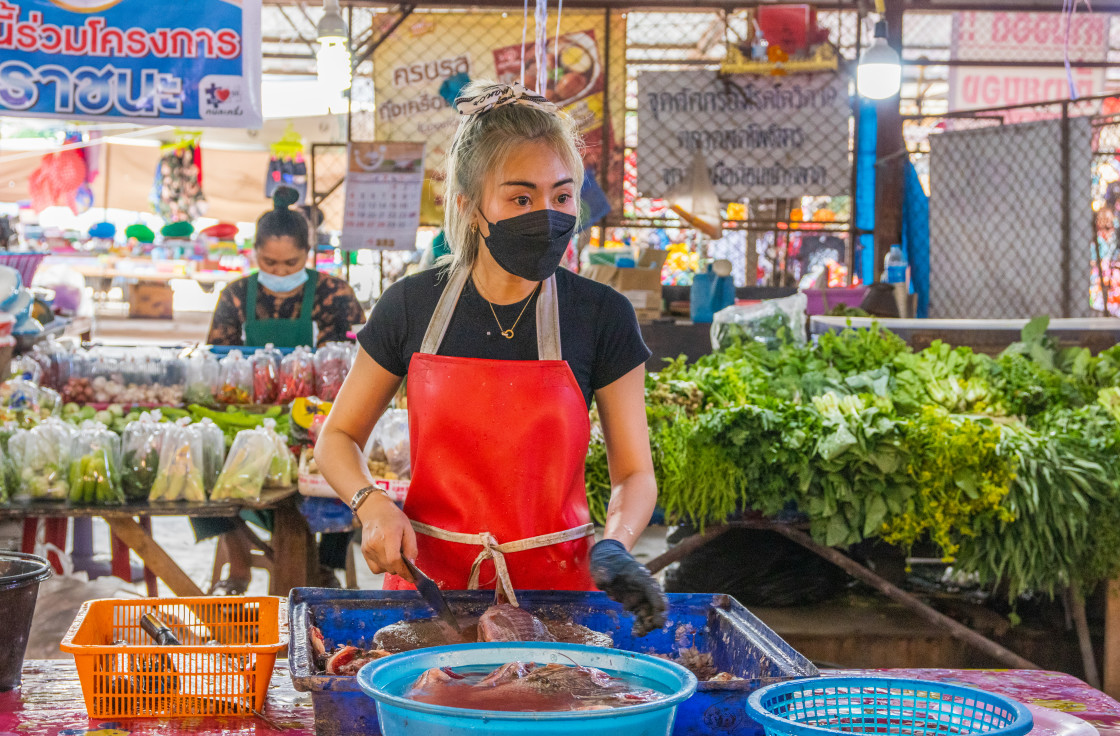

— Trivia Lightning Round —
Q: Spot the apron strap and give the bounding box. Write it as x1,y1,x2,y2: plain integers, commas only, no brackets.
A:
298,269,319,323
418,268,562,360
410,521,594,606
246,272,260,324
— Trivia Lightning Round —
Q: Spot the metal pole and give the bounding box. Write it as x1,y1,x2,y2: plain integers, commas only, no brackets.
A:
872,0,905,284
599,6,612,236
846,6,865,287
1061,100,1071,318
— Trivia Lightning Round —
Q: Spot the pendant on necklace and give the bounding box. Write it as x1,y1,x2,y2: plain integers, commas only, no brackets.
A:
501,329,515,339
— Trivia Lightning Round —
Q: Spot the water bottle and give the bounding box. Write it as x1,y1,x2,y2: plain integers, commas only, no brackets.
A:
884,245,908,285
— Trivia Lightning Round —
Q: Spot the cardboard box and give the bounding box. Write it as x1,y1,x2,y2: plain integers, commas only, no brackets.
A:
582,248,667,320
129,280,174,319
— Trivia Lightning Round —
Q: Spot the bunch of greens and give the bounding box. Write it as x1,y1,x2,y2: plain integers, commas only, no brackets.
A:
586,315,1120,600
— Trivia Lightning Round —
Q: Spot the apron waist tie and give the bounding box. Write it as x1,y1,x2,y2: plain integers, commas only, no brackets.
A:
410,521,594,607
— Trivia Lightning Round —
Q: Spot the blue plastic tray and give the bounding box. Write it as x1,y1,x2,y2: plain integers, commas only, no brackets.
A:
288,588,819,736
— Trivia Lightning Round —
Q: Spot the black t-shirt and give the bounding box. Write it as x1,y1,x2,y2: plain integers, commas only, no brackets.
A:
357,267,651,407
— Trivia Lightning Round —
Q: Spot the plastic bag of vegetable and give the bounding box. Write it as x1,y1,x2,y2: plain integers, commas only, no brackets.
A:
371,409,411,480
710,292,808,351
184,350,220,406
216,350,252,405
261,418,293,487
149,418,207,503
69,421,124,506
313,343,348,401
211,427,275,502
9,418,76,502
195,417,226,492
251,344,283,404
277,347,315,403
121,411,167,502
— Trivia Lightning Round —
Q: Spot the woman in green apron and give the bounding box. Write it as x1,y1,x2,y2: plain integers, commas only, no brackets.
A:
199,186,365,594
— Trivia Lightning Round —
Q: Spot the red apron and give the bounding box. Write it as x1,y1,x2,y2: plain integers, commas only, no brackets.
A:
383,269,595,597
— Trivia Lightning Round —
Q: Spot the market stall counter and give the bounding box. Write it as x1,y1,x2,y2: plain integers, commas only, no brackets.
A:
6,661,1118,736
3,489,316,597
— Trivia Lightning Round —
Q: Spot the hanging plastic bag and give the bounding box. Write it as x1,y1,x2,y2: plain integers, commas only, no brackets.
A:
10,418,75,502
150,418,206,503
277,346,315,403
313,343,349,401
195,417,226,492
69,421,124,506
216,349,252,405
211,427,275,502
120,411,166,502
666,149,723,240
252,344,283,404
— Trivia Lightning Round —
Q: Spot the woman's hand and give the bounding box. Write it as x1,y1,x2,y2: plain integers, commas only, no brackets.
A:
590,539,668,636
359,494,419,581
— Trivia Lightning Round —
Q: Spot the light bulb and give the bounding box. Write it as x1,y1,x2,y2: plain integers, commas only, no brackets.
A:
317,0,348,42
857,22,901,100
317,39,352,93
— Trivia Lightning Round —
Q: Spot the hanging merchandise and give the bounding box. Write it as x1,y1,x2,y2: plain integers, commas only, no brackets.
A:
28,149,87,215
152,133,206,222
265,126,308,204
667,150,723,240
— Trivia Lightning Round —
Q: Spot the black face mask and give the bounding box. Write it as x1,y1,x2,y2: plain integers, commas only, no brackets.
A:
478,209,577,282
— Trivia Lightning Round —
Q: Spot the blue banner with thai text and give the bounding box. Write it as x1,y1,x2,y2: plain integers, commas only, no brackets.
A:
0,0,262,127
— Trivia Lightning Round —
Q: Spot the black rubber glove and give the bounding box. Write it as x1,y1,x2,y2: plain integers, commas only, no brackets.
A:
590,539,668,637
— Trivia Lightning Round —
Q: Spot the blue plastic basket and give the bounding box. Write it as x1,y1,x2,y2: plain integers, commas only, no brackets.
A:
746,677,1033,736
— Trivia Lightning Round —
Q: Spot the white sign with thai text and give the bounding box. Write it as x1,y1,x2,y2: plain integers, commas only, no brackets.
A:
636,71,851,200
949,11,1108,111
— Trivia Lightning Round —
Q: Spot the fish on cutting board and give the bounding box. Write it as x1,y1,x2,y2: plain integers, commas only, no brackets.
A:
374,617,474,651
478,604,555,642
404,662,666,712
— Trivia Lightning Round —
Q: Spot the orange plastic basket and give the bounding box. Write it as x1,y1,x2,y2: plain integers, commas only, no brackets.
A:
59,596,288,718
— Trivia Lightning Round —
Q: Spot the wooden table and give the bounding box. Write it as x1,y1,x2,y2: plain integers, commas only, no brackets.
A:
3,489,317,597
4,661,1119,735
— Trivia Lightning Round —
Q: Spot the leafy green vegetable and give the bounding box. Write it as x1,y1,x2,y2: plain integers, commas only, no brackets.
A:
588,316,1120,601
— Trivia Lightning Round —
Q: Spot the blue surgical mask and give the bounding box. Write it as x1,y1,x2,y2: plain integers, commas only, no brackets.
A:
257,268,308,293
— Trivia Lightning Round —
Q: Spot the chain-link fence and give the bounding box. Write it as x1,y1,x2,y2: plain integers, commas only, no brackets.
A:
346,5,865,288
324,5,1120,293
905,94,1120,319
619,9,860,287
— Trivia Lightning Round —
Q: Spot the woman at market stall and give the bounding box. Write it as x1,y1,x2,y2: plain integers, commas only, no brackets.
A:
315,80,667,635
199,187,365,594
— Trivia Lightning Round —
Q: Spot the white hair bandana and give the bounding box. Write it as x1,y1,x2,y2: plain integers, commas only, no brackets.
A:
454,82,557,117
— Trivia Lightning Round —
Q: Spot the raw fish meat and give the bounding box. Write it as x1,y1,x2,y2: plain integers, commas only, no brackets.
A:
478,604,555,642
374,618,468,651
314,604,617,676
544,620,613,648
405,662,665,712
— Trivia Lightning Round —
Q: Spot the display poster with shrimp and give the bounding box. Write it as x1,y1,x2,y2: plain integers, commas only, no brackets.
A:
341,141,426,251
370,11,626,226
0,0,263,127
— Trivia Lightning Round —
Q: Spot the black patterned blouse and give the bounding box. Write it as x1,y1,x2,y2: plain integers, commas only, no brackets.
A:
207,272,366,347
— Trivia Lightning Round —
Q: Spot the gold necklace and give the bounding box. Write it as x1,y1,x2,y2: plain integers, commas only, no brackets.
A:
485,283,540,339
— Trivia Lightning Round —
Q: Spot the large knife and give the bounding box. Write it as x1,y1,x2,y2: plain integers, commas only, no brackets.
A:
402,557,460,633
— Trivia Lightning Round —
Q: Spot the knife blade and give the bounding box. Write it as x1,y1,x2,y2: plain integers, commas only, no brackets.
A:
401,557,460,633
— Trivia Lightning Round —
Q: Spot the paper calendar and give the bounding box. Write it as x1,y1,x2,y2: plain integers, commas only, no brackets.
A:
341,141,425,250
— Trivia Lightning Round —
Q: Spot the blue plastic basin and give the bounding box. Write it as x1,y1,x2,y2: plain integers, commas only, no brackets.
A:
357,642,698,736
